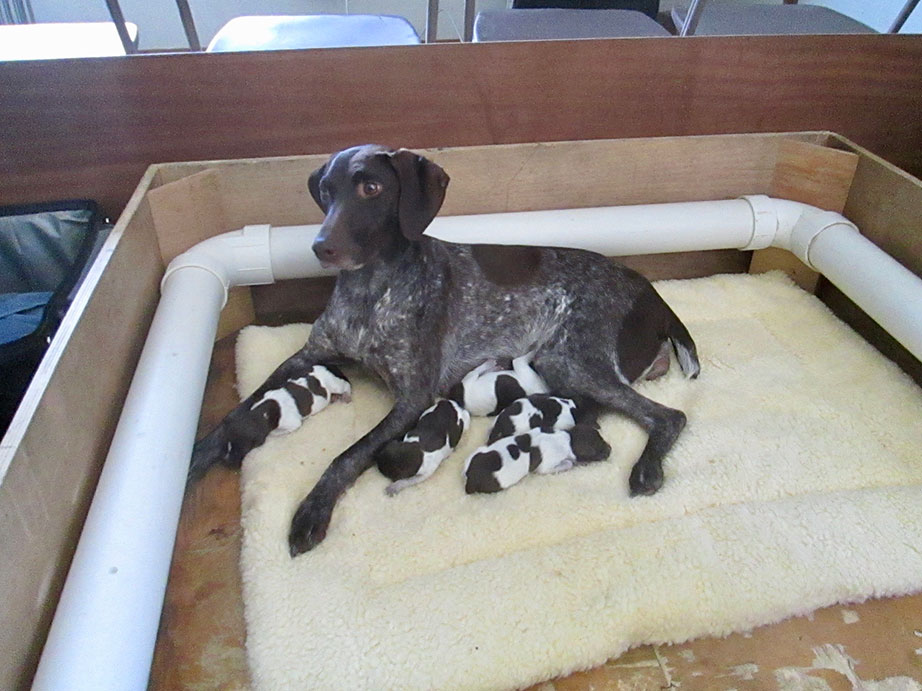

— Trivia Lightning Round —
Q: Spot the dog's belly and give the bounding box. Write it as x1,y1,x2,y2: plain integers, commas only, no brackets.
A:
437,288,572,390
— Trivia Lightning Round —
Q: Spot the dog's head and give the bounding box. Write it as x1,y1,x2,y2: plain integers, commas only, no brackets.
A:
308,145,450,270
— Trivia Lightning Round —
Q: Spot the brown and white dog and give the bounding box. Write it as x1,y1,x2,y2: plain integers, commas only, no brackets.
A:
190,145,699,556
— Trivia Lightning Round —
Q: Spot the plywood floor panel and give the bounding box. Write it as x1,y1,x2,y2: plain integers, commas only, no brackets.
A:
150,337,922,691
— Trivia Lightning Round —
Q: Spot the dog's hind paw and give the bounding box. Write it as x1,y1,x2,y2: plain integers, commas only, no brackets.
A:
289,493,334,556
629,461,664,496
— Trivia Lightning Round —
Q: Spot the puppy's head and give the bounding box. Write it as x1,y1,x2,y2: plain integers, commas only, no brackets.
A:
375,439,424,482
309,145,450,270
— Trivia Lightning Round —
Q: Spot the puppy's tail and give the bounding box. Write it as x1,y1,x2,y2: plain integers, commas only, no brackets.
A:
667,311,700,379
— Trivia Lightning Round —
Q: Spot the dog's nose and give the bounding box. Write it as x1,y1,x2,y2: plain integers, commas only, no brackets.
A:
312,239,338,263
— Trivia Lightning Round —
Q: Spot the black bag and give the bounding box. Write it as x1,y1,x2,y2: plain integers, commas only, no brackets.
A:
0,200,108,434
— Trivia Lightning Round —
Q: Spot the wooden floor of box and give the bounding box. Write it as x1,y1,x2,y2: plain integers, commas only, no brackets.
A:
149,336,922,690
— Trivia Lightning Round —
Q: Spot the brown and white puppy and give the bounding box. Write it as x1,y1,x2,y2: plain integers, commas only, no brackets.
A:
375,398,470,495
250,365,351,437
464,425,611,494
192,365,350,481
449,354,549,417
487,393,589,444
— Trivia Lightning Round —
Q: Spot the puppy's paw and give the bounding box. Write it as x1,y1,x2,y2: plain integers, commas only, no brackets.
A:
385,478,416,496
288,493,333,556
629,461,663,496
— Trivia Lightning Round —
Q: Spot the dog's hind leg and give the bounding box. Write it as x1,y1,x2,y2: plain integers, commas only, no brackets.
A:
534,355,686,496
638,341,671,382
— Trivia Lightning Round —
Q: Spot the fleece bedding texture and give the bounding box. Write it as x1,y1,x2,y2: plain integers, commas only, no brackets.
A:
235,272,922,690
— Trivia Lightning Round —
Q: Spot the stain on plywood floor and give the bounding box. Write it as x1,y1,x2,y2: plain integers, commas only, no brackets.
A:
150,336,922,690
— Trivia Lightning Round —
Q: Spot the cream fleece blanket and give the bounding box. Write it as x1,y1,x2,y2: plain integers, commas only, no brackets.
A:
236,272,922,690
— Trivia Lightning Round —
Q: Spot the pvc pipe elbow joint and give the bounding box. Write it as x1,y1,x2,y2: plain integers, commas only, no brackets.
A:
740,195,859,268
160,224,276,306
788,211,860,270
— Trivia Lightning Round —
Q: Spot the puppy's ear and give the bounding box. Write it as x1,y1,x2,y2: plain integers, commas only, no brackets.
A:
308,162,328,212
385,149,450,240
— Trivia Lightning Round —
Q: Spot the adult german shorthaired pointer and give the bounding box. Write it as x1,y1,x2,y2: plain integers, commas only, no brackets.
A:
190,144,700,556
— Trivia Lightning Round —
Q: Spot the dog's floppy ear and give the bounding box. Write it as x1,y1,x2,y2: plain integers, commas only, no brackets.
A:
308,162,328,213
385,149,450,240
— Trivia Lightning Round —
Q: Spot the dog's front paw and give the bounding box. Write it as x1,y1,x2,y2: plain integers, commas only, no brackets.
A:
629,460,664,496
288,492,334,556
188,423,244,482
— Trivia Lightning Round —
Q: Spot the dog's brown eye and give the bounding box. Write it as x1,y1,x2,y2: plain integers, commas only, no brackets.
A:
357,181,382,199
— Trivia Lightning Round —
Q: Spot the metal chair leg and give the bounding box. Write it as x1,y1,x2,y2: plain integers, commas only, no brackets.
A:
103,0,137,54
464,0,476,41
426,0,440,42
174,0,202,51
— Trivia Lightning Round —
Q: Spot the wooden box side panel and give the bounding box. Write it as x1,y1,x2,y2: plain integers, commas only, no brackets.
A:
816,134,922,385
841,144,922,278
749,139,860,291
0,182,164,689
149,133,822,259
167,132,847,322
158,132,811,322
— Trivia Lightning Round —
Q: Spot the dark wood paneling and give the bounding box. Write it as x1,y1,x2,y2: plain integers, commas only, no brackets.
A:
2,34,922,217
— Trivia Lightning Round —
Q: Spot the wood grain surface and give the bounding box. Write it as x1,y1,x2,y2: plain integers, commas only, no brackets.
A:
2,34,922,217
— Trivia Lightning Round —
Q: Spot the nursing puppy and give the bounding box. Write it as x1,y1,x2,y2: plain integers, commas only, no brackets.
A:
376,399,471,495
250,364,352,436
190,365,350,481
464,425,611,494
487,393,586,444
449,354,549,417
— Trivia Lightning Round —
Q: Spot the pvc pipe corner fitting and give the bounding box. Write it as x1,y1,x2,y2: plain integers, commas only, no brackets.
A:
160,224,276,304
225,224,275,286
788,210,859,270
740,195,778,251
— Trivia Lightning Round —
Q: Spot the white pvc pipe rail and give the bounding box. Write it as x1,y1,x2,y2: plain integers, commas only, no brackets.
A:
32,268,226,691
33,196,922,690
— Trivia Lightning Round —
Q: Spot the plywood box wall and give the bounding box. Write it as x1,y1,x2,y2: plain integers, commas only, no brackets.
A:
1,131,920,689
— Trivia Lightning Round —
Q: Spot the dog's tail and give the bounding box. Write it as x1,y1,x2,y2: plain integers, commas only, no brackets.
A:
666,309,700,379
